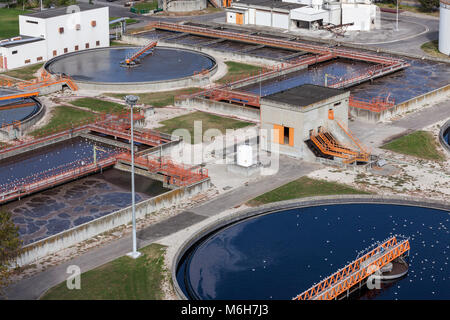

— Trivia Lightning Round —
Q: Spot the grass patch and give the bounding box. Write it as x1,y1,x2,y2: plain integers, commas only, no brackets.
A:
381,130,445,161
104,87,203,108
216,61,265,84
247,176,370,206
156,111,253,144
421,40,449,59
0,8,30,39
30,106,96,137
71,97,125,113
41,243,167,300
375,2,439,17
2,63,44,80
133,1,158,11
109,17,139,29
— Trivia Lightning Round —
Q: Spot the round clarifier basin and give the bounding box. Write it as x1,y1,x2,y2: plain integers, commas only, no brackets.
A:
174,197,449,300
44,46,217,91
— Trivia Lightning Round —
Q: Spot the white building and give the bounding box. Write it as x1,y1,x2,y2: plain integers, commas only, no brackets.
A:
0,4,109,71
226,0,380,32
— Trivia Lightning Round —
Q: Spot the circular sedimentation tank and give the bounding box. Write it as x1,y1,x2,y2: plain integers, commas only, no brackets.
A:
44,46,217,91
0,89,42,129
174,196,450,300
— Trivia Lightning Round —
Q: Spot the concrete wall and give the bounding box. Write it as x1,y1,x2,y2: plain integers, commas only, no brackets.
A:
350,84,450,123
166,0,207,12
15,178,211,267
176,97,260,121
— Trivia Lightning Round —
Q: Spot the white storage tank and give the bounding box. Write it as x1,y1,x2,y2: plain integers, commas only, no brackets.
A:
439,0,450,55
237,144,253,167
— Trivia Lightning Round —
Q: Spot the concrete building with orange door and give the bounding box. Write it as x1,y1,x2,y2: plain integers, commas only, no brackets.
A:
260,84,350,161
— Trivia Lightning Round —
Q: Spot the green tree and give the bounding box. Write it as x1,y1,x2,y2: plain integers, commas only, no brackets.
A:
0,210,22,296
418,0,439,11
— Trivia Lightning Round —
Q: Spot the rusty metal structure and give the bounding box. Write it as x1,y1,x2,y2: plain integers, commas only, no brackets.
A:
121,41,157,67
293,236,410,300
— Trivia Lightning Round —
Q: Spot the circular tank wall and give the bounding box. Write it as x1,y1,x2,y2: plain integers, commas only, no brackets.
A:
439,1,450,55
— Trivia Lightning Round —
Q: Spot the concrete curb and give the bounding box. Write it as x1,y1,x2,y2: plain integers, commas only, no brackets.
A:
171,194,450,300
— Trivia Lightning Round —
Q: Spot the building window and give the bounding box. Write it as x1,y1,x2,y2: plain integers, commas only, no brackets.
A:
24,59,30,64
37,56,43,61
75,45,79,51
12,50,18,55
85,43,89,49
91,20,96,27
53,50,57,56
59,27,64,34
64,48,68,53
26,20,38,24
96,40,100,46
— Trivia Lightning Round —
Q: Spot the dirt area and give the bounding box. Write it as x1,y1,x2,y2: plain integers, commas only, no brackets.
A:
308,119,450,202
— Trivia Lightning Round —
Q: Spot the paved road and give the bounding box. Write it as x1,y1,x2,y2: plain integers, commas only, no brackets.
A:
350,99,450,149
4,156,320,299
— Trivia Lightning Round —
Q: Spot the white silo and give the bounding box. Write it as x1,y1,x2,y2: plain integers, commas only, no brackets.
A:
439,0,450,55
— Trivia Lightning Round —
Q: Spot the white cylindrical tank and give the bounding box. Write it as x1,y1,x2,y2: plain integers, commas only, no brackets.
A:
237,144,253,167
440,0,450,55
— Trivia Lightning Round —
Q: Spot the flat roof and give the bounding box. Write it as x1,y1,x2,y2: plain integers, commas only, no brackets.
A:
21,3,107,19
0,36,44,48
262,84,345,107
234,0,305,10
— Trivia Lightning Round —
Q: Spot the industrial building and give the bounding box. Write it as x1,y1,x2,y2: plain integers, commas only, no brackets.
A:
226,0,380,31
0,4,109,71
439,0,450,55
260,84,349,159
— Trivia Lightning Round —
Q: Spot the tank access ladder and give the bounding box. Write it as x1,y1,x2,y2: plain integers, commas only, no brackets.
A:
121,41,158,67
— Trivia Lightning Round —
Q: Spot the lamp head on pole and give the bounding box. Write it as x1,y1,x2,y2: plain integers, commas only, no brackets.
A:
125,95,139,106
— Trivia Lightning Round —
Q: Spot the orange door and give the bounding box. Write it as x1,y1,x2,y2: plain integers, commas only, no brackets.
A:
273,124,284,145
289,127,294,146
236,13,243,25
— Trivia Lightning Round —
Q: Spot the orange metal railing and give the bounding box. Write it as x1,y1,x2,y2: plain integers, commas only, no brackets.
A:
123,41,157,65
293,236,410,300
349,95,395,112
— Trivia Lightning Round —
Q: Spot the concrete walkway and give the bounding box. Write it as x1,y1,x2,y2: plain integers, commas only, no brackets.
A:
349,99,450,149
4,156,320,300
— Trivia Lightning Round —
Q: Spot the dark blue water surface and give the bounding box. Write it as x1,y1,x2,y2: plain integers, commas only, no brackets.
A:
46,47,215,83
178,204,449,300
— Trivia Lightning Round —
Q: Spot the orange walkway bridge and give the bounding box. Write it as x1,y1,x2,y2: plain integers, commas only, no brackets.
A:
293,236,410,300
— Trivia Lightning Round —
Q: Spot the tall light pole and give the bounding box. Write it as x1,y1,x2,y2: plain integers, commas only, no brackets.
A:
125,95,141,259
396,0,399,31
